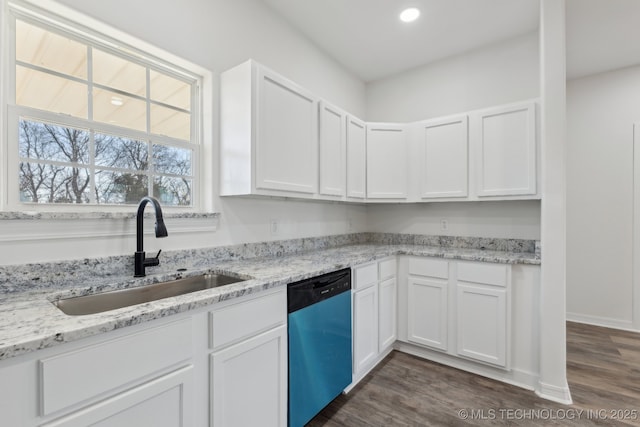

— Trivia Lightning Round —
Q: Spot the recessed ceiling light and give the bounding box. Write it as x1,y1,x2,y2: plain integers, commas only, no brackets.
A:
110,96,124,106
399,7,420,23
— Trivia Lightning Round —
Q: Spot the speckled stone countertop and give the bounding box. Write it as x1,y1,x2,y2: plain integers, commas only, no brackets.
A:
0,235,539,362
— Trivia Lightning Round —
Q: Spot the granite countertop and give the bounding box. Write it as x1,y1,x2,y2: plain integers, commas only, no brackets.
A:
0,243,539,362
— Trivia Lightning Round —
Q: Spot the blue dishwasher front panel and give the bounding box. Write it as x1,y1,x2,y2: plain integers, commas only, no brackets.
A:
288,290,352,427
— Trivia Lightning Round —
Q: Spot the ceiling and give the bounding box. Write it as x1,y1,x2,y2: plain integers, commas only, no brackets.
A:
262,0,640,83
261,0,540,83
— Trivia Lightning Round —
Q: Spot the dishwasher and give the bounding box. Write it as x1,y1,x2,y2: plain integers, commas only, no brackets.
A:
287,268,352,427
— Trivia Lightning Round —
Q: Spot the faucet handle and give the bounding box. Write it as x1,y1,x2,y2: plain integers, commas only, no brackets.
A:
143,250,162,269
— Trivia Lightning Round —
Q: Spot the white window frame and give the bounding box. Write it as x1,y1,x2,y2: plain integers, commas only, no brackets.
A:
0,0,214,213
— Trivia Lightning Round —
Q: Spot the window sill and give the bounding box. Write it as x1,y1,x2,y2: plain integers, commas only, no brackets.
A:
0,211,219,221
0,211,220,243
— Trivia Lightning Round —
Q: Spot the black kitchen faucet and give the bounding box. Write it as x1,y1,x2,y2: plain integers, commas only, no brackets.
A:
134,196,168,277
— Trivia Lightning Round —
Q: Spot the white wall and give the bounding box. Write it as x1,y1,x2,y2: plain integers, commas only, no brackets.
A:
566,65,640,329
365,31,540,122
364,32,541,241
0,0,369,265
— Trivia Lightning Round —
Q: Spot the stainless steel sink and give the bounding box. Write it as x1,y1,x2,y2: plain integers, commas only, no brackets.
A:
54,273,246,315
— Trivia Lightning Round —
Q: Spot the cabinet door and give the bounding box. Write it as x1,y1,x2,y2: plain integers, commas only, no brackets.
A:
378,277,397,352
456,284,507,367
407,277,448,351
42,366,193,427
353,286,379,375
346,115,367,199
367,124,408,199
256,68,318,194
211,325,287,427
418,115,468,199
319,102,346,197
474,102,536,197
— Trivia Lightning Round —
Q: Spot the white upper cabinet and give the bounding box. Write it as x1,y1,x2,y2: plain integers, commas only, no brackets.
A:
220,59,538,203
346,115,367,199
416,115,468,199
220,60,318,197
472,101,537,197
319,102,346,198
366,124,408,200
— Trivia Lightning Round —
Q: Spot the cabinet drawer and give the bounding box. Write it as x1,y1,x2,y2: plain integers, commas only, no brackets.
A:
457,262,509,287
210,290,286,350
353,262,378,290
378,258,396,281
40,318,192,416
41,365,193,427
409,257,448,279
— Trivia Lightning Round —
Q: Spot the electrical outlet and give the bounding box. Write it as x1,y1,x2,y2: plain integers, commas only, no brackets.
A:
270,219,279,235
440,219,449,231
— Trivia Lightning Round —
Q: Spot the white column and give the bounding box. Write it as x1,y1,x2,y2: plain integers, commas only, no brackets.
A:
633,125,640,329
538,0,572,404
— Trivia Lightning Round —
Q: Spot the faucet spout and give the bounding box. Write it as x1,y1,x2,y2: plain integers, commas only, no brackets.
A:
134,196,168,277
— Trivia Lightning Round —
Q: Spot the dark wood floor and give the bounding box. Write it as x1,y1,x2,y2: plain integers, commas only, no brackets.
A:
308,322,640,426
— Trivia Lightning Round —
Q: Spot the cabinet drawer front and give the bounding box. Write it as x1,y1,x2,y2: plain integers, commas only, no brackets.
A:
378,258,396,281
40,319,192,416
353,262,378,290
458,262,509,287
210,290,286,351
408,257,448,279
42,365,193,427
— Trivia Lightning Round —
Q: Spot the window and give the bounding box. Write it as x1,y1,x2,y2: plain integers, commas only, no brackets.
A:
6,7,202,208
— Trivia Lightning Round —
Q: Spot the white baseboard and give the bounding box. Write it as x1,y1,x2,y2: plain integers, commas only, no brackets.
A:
394,341,538,392
536,381,573,405
343,346,394,393
566,312,637,332
344,341,570,405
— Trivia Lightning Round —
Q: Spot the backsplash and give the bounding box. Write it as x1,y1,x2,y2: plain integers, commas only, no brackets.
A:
0,232,538,294
368,233,536,253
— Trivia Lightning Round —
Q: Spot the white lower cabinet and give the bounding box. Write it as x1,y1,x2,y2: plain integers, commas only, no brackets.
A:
407,277,448,351
402,257,511,369
0,316,197,427
378,277,397,351
456,284,507,366
0,288,287,427
353,284,378,374
455,261,510,367
211,325,287,427
351,257,397,385
406,257,450,351
43,366,194,427
210,289,287,427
